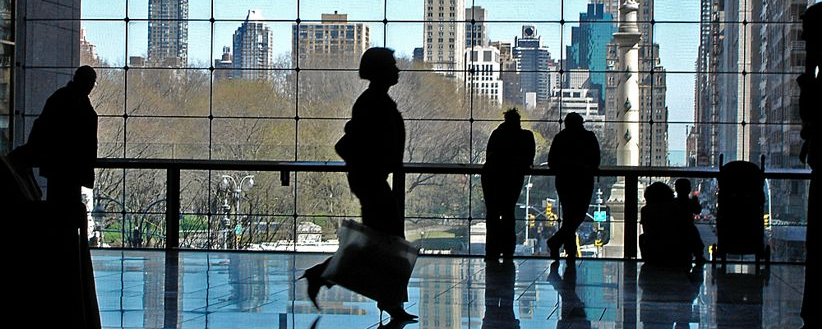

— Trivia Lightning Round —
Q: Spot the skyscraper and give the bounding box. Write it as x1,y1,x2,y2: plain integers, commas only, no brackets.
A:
689,0,719,167
749,0,814,229
147,0,188,67
465,6,488,48
292,12,370,64
566,3,617,108
232,10,273,80
715,0,753,163
490,41,522,104
423,0,466,78
513,25,554,104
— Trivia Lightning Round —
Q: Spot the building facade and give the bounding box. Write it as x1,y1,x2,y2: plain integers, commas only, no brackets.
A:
292,12,370,64
465,6,488,48
232,10,274,80
423,0,466,78
566,3,616,108
147,0,188,67
513,25,554,105
466,46,503,104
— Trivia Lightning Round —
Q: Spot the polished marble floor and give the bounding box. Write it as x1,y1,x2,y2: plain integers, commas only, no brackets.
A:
93,250,806,329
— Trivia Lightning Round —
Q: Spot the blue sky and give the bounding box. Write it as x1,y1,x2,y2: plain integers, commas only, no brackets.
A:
81,0,704,164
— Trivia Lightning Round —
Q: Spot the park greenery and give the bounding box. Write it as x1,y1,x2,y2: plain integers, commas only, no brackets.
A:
89,55,608,250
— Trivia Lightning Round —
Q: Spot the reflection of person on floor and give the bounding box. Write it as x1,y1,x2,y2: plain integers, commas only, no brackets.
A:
481,108,536,262
300,47,416,324
546,112,600,260
547,262,591,329
482,260,520,329
674,179,707,263
638,263,704,329
798,3,820,329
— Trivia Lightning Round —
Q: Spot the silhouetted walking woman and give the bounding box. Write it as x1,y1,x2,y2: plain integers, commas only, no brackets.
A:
300,48,416,323
546,112,600,260
481,108,535,261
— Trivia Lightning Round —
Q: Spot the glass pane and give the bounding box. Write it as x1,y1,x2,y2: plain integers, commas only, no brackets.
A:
296,118,346,161
211,118,296,161
125,117,210,159
126,69,210,116
213,0,297,21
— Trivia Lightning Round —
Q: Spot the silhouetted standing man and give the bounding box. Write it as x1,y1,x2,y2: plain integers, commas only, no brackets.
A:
27,65,100,328
482,108,535,261
301,48,416,324
546,112,600,260
798,4,820,329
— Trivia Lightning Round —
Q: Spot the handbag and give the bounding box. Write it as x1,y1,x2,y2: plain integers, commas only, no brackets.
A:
321,219,419,306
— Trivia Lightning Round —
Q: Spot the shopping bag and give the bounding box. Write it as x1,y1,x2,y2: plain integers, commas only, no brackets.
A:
321,219,419,306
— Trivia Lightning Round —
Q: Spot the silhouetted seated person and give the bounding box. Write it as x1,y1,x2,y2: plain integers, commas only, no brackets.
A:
482,260,520,329
638,262,704,328
674,178,707,263
547,262,591,328
640,182,692,267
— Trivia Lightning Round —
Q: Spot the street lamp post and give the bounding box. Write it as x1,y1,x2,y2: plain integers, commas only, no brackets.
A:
219,174,255,249
524,162,549,243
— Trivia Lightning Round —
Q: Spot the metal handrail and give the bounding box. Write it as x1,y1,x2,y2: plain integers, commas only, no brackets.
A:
94,158,812,259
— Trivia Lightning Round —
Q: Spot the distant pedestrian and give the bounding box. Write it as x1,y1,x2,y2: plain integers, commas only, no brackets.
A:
546,112,600,260
481,108,535,261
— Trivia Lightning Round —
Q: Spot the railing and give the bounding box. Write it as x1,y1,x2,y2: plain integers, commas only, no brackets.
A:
93,158,812,262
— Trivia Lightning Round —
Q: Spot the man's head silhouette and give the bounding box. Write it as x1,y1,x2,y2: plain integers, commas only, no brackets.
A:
73,65,97,96
359,47,399,86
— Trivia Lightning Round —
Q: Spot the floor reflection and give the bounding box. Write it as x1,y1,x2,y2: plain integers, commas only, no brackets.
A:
482,260,519,329
92,250,800,329
638,263,703,328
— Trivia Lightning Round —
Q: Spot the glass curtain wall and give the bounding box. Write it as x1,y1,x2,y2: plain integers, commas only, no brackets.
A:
16,0,811,260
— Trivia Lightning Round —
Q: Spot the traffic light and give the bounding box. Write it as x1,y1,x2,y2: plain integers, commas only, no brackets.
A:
546,202,553,214
528,214,536,227
763,214,770,228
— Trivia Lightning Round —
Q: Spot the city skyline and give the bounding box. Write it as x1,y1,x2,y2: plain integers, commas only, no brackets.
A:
80,0,707,165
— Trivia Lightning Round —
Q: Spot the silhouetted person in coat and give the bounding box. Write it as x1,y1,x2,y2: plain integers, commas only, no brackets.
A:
674,179,707,263
26,65,101,328
482,108,536,261
482,260,520,329
547,262,591,329
300,48,416,324
546,112,600,260
799,3,820,329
